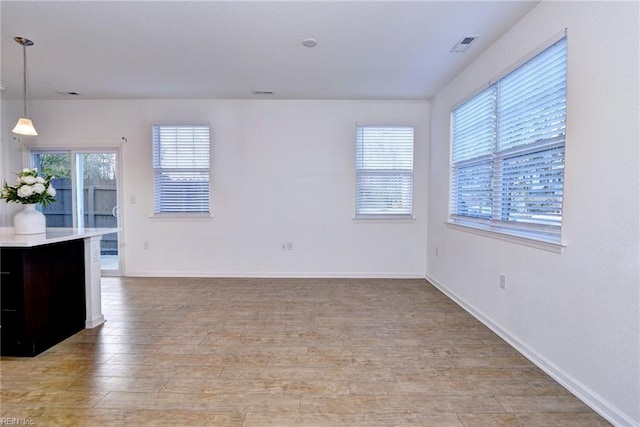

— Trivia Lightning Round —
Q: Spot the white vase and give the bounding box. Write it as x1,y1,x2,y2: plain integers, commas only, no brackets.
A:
13,203,46,235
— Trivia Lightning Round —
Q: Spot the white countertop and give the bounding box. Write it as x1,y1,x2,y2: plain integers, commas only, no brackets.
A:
0,227,119,247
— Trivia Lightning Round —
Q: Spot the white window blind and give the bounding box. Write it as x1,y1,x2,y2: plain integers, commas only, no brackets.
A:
356,125,414,218
451,87,496,219
153,124,210,214
450,36,567,240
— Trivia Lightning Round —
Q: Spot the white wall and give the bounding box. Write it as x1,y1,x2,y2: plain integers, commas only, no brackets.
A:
427,1,639,425
0,106,26,221
1,99,428,278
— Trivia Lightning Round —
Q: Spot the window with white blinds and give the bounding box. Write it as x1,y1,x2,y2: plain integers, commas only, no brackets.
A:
450,36,567,241
356,125,414,218
153,124,210,214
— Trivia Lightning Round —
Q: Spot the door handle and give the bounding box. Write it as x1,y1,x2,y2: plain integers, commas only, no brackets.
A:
112,206,119,218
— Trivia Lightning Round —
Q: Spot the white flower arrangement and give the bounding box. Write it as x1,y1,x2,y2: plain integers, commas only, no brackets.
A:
1,168,56,207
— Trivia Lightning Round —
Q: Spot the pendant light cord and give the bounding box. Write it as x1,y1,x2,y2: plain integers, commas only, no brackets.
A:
14,37,34,118
22,42,27,117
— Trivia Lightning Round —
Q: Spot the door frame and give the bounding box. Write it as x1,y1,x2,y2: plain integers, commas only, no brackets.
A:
27,146,123,276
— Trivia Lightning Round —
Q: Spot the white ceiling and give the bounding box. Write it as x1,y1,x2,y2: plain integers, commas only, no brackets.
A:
1,1,539,101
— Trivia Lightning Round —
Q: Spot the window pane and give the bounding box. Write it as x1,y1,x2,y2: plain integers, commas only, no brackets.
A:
451,159,493,219
356,126,414,217
498,39,567,152
499,144,564,226
452,86,496,163
356,173,413,216
33,152,72,227
153,125,210,214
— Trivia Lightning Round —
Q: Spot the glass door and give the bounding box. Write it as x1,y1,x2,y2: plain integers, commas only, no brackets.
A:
76,152,120,275
32,150,121,275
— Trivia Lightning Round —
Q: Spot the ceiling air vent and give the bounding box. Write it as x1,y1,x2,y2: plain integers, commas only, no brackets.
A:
450,35,479,53
55,91,81,96
252,90,274,96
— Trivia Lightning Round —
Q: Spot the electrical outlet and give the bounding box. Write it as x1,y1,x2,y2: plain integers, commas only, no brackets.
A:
500,274,506,289
435,247,439,257
286,242,293,250
143,241,150,250
281,242,287,250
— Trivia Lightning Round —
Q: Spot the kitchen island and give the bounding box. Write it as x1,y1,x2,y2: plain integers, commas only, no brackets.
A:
0,227,118,356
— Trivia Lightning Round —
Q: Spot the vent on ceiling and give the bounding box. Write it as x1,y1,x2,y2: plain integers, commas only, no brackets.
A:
252,90,275,96
450,35,479,53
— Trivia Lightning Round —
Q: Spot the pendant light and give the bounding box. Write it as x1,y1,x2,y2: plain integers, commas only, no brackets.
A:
12,37,38,136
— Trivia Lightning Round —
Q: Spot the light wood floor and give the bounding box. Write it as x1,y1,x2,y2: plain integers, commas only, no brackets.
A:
1,277,609,426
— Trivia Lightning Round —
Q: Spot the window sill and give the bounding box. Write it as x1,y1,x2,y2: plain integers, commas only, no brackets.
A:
353,216,415,223
446,220,565,253
150,214,213,222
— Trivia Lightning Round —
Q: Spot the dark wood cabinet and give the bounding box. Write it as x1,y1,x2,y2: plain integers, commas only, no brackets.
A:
1,239,86,356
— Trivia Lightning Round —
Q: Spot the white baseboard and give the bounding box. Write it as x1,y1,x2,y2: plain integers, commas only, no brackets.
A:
85,314,105,329
425,274,638,427
123,270,425,279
